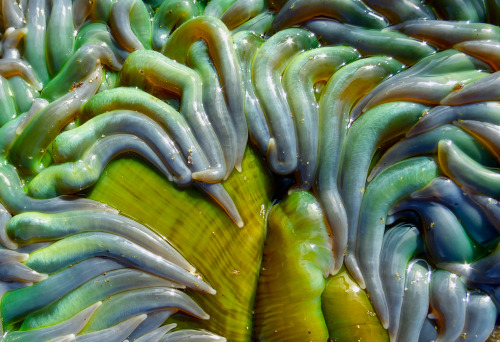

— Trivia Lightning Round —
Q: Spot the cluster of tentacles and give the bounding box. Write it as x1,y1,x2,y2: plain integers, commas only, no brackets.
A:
1,0,500,341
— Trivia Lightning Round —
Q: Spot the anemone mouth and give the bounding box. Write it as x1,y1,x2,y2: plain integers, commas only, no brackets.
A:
1,0,500,341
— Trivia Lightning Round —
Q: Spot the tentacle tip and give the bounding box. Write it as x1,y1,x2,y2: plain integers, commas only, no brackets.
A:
267,139,297,175
186,265,197,274
2,241,18,250
382,321,389,330
405,129,418,138
137,314,148,322
236,218,244,228
330,262,342,277
438,139,453,150
427,312,438,320
345,255,366,289
192,169,224,183
235,163,242,173
38,273,49,281
367,169,379,182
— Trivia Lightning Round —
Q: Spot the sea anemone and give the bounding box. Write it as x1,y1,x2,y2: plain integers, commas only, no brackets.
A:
0,0,500,341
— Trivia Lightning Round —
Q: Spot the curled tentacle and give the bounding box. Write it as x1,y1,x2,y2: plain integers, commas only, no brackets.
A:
75,23,130,63
7,210,195,272
408,102,500,137
388,20,500,49
52,110,191,180
28,134,191,198
251,28,319,174
120,50,226,182
340,102,430,286
268,0,389,34
350,50,490,121
369,125,497,181
304,19,435,65
2,27,27,60
410,177,499,245
355,71,488,115
0,99,47,163
429,270,467,342
356,157,438,329
395,259,431,342
46,0,75,75
23,232,216,294
187,41,237,178
379,224,423,340
152,0,201,51
232,31,268,154
0,164,117,215
42,43,122,101
459,292,497,342
1,258,123,326
389,200,479,264
21,269,185,330
110,0,151,51
80,87,214,181
162,16,247,171
10,66,103,175
75,99,241,226
284,46,359,191
438,140,500,197
0,59,43,91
